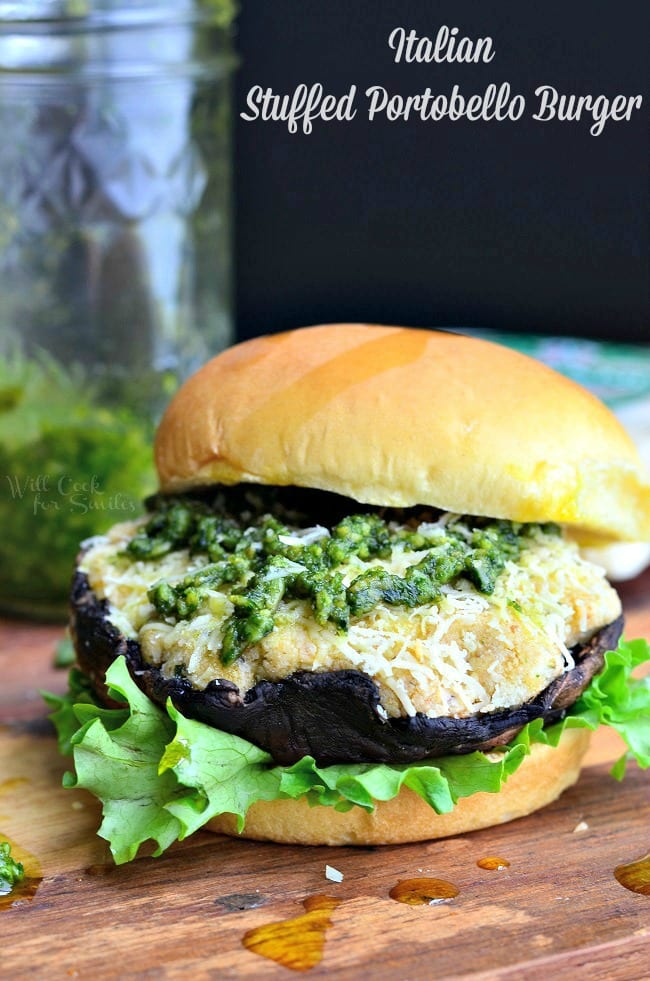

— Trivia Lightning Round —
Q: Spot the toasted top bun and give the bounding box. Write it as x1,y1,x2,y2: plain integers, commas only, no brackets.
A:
155,324,650,543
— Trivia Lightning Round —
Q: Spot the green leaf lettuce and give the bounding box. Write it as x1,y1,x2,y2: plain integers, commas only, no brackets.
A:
44,637,650,864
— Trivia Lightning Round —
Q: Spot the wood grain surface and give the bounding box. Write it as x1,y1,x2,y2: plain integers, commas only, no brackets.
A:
1,570,649,980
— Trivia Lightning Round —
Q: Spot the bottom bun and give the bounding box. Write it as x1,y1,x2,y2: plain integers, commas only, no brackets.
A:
207,728,591,846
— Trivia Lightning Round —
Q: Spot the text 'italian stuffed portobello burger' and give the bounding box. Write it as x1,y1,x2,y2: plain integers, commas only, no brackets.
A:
47,324,650,864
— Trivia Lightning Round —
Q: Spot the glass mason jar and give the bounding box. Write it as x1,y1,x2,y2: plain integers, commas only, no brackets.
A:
0,0,236,619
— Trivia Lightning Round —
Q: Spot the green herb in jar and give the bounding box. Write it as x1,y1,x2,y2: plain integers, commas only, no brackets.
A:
0,352,155,618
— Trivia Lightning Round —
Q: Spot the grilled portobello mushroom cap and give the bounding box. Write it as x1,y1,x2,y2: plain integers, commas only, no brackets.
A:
70,570,623,767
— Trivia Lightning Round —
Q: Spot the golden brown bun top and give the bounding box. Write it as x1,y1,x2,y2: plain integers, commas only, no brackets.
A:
154,324,650,542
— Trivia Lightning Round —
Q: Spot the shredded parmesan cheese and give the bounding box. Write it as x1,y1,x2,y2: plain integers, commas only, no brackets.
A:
81,515,621,721
325,865,344,882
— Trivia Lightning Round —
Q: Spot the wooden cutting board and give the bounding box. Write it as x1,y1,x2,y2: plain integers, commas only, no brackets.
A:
1,572,649,980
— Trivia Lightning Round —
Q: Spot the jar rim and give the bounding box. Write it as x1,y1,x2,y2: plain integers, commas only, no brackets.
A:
0,1,236,29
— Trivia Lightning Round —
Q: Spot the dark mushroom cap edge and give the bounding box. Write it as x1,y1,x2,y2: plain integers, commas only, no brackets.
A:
70,570,623,767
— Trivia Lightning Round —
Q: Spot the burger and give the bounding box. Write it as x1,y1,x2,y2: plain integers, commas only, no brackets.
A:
48,325,650,864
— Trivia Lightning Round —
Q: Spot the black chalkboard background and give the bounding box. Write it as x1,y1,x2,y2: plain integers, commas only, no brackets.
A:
233,1,649,343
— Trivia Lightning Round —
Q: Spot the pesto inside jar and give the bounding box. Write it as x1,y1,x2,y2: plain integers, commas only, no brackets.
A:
120,489,559,665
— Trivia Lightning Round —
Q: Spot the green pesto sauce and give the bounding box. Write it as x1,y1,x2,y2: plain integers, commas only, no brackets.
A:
124,499,559,665
0,841,25,897
0,351,156,617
